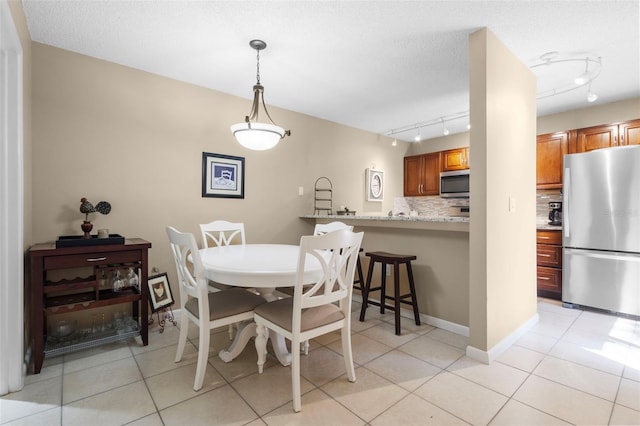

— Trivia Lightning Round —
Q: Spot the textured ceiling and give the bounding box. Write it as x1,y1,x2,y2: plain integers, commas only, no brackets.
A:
22,0,640,141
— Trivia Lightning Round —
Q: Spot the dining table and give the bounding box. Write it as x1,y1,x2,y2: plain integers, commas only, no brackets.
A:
198,243,326,366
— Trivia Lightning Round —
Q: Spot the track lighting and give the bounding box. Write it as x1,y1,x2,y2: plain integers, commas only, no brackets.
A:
441,118,450,136
587,83,598,103
574,59,590,85
386,52,603,141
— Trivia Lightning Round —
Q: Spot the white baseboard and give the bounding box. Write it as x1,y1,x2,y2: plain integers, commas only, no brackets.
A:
465,312,539,364
352,294,469,337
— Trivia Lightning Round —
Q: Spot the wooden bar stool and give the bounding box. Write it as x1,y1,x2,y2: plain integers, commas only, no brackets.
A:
359,251,420,335
353,248,365,292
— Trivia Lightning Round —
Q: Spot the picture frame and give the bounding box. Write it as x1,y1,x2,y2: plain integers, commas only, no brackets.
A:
147,273,175,313
202,152,245,198
366,168,384,201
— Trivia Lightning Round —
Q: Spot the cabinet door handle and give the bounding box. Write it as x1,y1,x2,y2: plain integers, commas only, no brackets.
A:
537,254,551,257
538,276,550,280
538,236,550,239
86,257,107,262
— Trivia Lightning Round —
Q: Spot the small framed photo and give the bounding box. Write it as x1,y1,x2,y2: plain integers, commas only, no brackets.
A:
148,273,175,313
202,152,245,198
366,168,384,202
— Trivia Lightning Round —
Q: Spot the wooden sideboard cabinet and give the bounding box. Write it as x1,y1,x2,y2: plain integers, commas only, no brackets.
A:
536,230,562,300
29,238,151,374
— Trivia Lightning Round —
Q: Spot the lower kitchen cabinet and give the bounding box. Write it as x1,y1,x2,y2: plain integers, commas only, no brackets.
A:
536,229,562,300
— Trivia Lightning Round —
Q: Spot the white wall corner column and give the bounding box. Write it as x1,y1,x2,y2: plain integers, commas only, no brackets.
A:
0,0,25,395
467,28,538,361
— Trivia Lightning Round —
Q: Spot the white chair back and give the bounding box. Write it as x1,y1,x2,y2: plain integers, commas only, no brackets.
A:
200,220,246,248
313,221,352,236
293,229,363,327
166,226,208,302
167,225,265,391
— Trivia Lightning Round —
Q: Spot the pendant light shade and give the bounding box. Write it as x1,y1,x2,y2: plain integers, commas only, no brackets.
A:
230,40,290,150
231,121,287,151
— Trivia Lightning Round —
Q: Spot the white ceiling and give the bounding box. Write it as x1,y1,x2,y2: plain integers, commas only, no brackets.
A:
22,0,640,142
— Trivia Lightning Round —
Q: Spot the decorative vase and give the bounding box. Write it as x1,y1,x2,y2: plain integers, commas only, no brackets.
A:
81,220,93,239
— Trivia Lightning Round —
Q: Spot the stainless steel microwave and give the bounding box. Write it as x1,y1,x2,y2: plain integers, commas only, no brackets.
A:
440,169,470,198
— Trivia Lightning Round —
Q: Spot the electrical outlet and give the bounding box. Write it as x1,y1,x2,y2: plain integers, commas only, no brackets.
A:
298,186,304,196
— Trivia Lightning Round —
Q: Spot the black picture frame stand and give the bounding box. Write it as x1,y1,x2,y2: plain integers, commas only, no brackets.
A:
148,306,177,333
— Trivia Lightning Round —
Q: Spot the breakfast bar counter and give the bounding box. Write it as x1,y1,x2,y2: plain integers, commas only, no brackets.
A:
301,214,470,330
301,214,469,232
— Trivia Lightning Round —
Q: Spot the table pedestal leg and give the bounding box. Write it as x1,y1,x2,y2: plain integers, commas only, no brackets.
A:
218,320,292,366
219,321,256,362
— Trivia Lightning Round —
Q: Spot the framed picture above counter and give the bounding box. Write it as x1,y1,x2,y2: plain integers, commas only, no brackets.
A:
366,168,384,201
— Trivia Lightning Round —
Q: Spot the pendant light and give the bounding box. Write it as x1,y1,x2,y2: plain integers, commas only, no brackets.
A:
230,39,290,150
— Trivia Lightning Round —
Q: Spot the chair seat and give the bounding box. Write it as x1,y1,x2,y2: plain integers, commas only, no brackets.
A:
255,298,344,332
185,288,265,321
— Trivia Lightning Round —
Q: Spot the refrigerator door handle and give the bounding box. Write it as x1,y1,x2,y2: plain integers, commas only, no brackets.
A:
565,248,640,262
563,167,570,239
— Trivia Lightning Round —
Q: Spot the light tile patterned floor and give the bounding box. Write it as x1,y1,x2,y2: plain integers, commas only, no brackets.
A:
2,299,639,425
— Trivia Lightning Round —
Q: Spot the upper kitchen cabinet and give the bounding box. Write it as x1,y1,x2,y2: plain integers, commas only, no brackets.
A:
619,118,640,146
536,132,568,189
441,147,469,171
570,119,640,153
404,152,440,196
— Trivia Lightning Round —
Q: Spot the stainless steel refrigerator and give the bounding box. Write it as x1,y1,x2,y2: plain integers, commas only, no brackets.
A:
563,145,640,317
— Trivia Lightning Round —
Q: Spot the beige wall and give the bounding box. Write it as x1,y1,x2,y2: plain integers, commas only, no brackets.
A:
31,43,407,307
537,97,640,135
468,28,537,352
407,98,640,156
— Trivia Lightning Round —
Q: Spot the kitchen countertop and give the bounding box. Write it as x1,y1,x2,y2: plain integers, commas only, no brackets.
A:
301,214,469,232
536,218,562,231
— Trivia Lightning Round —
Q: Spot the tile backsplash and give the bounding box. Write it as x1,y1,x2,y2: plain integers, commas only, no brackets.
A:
393,189,562,218
393,196,469,216
536,189,562,218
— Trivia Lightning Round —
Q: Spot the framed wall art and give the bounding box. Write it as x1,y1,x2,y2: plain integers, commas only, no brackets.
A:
202,152,245,198
365,168,384,201
147,273,175,312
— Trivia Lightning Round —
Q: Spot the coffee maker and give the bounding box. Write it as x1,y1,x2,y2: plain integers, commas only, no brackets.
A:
548,201,562,226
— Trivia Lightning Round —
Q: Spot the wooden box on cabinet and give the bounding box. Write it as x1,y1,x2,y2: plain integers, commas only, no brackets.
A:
29,238,151,374
404,152,440,196
536,230,562,299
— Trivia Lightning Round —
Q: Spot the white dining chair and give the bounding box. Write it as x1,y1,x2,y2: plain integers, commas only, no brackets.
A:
200,220,246,248
280,221,355,354
313,221,352,235
199,220,248,339
166,226,265,391
254,229,364,412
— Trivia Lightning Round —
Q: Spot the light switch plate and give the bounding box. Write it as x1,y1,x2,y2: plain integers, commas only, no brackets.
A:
509,196,516,212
